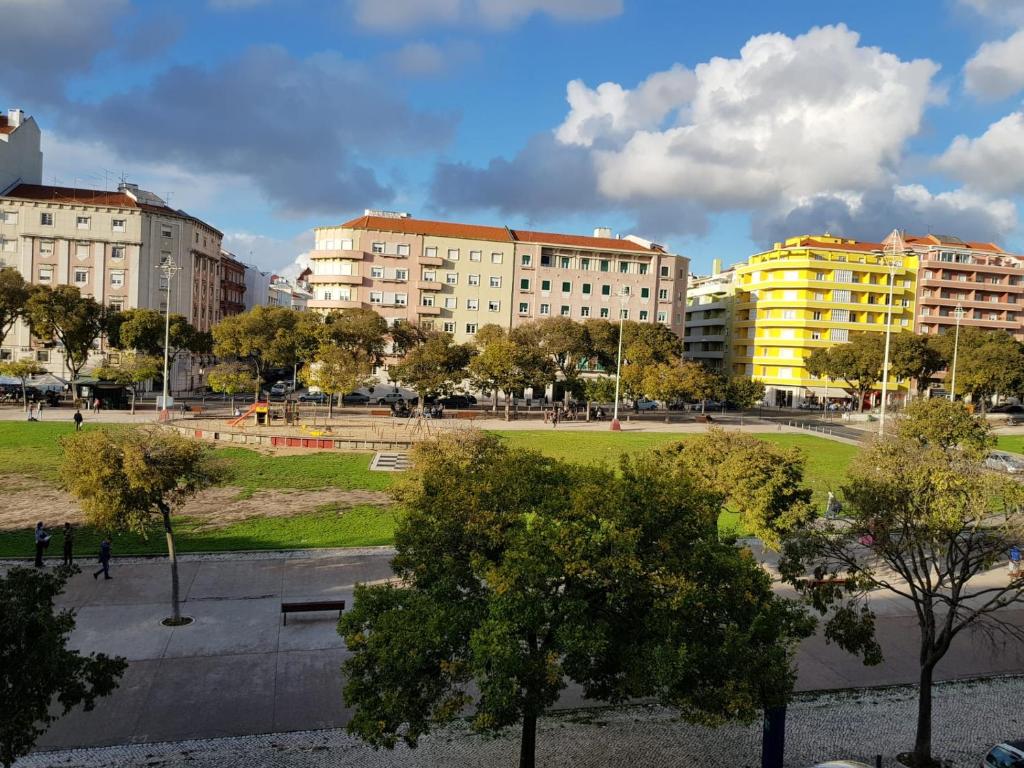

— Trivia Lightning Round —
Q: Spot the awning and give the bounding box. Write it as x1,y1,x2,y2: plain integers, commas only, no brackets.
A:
803,386,851,398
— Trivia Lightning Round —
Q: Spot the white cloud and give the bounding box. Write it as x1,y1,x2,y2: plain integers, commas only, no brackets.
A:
576,25,941,207
957,0,1024,24
351,0,621,31
222,230,313,275
392,40,480,76
935,111,1024,196
964,28,1024,100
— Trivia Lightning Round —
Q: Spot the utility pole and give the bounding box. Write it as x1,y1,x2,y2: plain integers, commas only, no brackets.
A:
157,255,180,421
950,303,964,402
610,287,630,431
879,229,903,436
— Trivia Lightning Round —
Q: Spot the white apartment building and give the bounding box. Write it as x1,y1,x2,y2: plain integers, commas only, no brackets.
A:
683,261,735,372
0,108,42,193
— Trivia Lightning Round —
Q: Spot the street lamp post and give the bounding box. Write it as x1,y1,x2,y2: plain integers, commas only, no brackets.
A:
610,287,629,431
950,303,964,402
879,231,903,436
157,255,180,421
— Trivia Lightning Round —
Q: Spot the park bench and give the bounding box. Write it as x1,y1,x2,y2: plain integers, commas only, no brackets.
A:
454,411,480,420
369,409,391,417
695,414,714,423
189,405,205,414
280,599,345,625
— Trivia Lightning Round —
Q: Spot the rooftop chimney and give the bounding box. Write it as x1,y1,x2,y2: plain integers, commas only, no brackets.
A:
712,258,722,275
593,227,612,239
7,108,23,128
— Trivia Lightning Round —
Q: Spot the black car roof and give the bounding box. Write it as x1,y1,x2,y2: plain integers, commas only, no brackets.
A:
1006,741,1024,750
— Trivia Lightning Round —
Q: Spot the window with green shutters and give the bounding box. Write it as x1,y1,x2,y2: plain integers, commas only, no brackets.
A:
582,283,592,295
541,279,551,291
561,281,571,293
640,287,650,298
520,278,530,290
601,285,611,296
600,260,610,272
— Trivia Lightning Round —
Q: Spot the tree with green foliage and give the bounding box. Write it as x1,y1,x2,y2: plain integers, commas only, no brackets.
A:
521,317,591,400
321,308,390,365
780,399,1024,767
467,326,553,420
722,375,766,409
206,361,258,413
340,432,814,768
108,307,210,362
92,353,162,414
388,320,429,358
1,566,127,768
302,345,375,417
0,359,47,410
24,285,105,383
889,333,945,395
805,333,885,411
896,397,993,454
0,266,30,342
389,331,474,410
930,327,1024,411
60,428,220,624
212,306,307,398
581,375,616,420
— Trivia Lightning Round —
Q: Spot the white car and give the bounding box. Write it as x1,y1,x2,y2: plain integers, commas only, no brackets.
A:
269,381,293,396
985,452,1024,475
375,391,408,405
633,398,659,411
981,741,1024,768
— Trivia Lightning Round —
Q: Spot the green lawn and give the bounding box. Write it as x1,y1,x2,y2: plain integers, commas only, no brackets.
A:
996,436,1024,455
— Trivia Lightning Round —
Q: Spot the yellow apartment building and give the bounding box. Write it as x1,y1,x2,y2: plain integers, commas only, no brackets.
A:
731,235,917,408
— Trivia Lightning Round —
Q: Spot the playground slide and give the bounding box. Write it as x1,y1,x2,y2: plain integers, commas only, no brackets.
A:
227,401,267,427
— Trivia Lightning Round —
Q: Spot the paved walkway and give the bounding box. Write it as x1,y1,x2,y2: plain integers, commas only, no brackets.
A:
14,549,1024,751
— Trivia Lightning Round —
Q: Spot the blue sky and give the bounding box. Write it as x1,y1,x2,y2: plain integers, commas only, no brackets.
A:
3,0,1024,275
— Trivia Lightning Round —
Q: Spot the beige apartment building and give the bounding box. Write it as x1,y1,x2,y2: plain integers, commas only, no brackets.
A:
0,182,223,392
310,212,688,345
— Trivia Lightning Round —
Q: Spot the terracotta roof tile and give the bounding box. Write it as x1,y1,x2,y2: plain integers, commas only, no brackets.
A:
0,115,13,135
511,229,658,253
4,184,139,208
904,233,1005,253
339,215,513,243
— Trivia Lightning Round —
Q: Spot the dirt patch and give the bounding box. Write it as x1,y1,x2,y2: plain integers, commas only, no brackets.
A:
0,473,393,531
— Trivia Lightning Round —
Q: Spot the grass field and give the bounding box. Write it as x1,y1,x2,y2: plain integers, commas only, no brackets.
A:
996,436,1024,455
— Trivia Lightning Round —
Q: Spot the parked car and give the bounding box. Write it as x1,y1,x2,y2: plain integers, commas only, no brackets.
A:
298,391,330,404
438,394,477,408
992,404,1024,414
375,391,409,405
269,380,294,396
341,392,370,405
981,741,1024,767
632,398,659,411
985,451,1024,475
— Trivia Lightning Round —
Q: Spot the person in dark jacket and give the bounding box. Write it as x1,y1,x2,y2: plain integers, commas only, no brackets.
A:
93,538,112,580
34,522,50,567
62,523,74,566
73,409,84,431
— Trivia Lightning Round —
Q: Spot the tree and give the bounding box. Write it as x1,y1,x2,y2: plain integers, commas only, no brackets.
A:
322,308,390,365
468,327,553,420
389,332,474,408
302,345,375,417
526,317,590,400
0,359,47,410
0,267,30,342
206,362,258,413
805,333,885,411
108,308,210,362
212,306,306,397
24,285,105,383
780,399,1024,767
931,327,1024,411
581,375,616,420
722,375,766,409
0,566,126,768
92,353,162,414
889,333,945,395
340,433,813,768
896,397,993,454
60,428,220,624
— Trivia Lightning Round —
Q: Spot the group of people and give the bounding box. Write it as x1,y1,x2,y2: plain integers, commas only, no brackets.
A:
33,522,112,579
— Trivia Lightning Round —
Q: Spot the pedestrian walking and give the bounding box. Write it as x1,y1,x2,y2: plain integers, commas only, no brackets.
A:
61,523,74,566
26,403,35,421
93,538,112,580
1009,545,1021,579
73,409,84,431
37,400,43,420
92,397,101,414
34,522,50,567
552,407,559,428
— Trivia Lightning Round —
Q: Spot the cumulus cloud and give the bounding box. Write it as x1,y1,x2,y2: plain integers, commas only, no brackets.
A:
935,111,1024,196
0,0,129,100
66,45,455,216
964,28,1024,100
223,230,314,275
957,0,1024,25
752,185,1017,246
351,0,621,31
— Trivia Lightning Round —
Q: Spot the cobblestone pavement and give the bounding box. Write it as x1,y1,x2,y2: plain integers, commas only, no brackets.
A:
17,676,1024,768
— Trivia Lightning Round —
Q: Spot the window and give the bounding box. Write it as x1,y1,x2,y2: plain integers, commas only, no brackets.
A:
600,260,610,272
619,262,629,273
0,238,14,254
582,283,592,295
395,269,408,281
519,302,529,314
395,293,408,306
443,322,456,333
561,281,571,293
446,273,458,285
521,253,532,267
658,288,668,300
111,246,125,260
37,267,53,283
639,310,649,321
36,212,53,227
814,272,826,281
74,269,88,284
423,270,436,281
372,242,385,254
813,292,825,301
425,246,438,257
660,265,669,277
77,216,91,230
465,323,478,334
581,258,591,271
396,244,410,257
108,300,124,312
35,350,50,363
488,300,500,312
832,309,850,322
619,309,629,320
580,306,590,317
541,279,551,292
810,331,822,341
560,305,571,316
160,224,172,238
602,285,611,296
782,309,796,320
491,252,503,264
444,297,457,309
371,266,384,278
656,311,667,323
468,274,480,286
420,320,435,331
812,311,822,320
110,271,124,287
448,249,460,261
323,290,333,301
75,242,90,259
541,254,552,267
470,250,482,262
600,307,609,318
640,287,650,299
560,256,571,269
490,276,501,288
830,328,849,342
420,294,434,307
112,219,126,232
370,291,383,304
341,238,353,250
540,304,550,315
833,289,851,303
638,264,648,275
467,298,479,310
520,278,530,291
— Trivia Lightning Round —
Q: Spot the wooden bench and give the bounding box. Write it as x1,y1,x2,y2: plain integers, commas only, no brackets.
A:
454,411,480,420
369,409,392,417
281,599,345,625
189,405,205,414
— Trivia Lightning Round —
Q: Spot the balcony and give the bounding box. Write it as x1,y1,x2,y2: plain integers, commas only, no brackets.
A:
374,251,409,260
921,314,1018,331
417,305,442,316
310,249,367,261
417,280,443,291
380,276,409,284
418,255,444,267
306,273,362,285
307,299,366,310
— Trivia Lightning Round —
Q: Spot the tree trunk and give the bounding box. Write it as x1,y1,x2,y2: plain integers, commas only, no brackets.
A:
761,705,786,768
504,390,511,421
913,660,936,766
21,380,27,411
328,394,334,419
493,390,498,413
130,389,136,415
585,398,591,422
519,711,537,768
160,502,182,623
230,394,235,413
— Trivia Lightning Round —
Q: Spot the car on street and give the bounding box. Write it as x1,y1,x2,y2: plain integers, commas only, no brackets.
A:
981,741,1024,767
992,404,1024,414
341,392,370,405
632,398,659,411
298,391,330,404
269,380,294,396
985,451,1024,475
375,391,410,405
438,394,477,408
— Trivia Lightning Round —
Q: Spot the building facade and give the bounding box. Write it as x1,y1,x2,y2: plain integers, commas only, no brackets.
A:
0,108,42,193
310,213,688,343
683,262,735,372
731,235,917,408
219,250,247,318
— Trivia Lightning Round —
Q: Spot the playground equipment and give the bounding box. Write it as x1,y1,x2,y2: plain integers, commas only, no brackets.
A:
227,401,270,427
